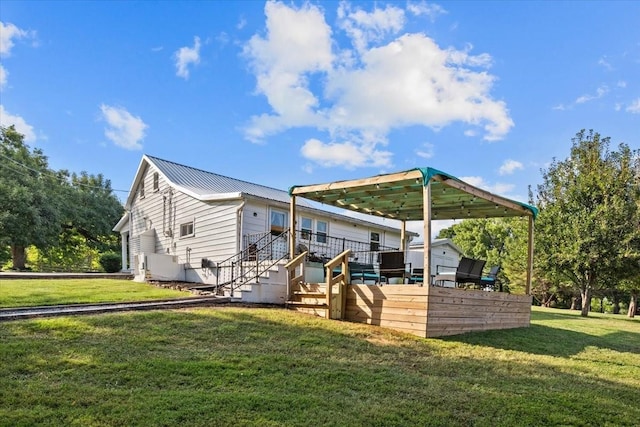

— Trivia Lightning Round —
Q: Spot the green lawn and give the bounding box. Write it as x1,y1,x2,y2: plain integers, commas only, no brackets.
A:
1,306,639,426
0,279,189,308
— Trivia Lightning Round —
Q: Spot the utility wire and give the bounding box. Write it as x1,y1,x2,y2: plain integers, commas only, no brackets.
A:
0,152,130,193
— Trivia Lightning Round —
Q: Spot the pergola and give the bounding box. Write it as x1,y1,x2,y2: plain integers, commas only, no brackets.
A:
289,167,538,293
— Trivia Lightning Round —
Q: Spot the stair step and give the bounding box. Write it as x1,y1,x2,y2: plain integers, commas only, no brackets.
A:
293,291,326,298
286,301,328,309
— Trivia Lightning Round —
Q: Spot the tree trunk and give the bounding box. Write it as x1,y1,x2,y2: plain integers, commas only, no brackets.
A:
11,245,27,270
580,287,591,317
570,297,579,310
629,293,637,319
612,294,620,315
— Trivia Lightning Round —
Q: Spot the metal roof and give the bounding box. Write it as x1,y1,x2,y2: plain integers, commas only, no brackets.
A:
147,155,300,205
290,167,538,221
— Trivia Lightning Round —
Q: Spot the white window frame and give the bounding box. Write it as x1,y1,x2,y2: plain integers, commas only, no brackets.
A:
180,219,195,239
300,217,313,240
139,180,145,199
270,209,288,236
316,220,328,244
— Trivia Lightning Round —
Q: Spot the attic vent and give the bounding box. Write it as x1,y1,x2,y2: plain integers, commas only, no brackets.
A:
153,172,159,191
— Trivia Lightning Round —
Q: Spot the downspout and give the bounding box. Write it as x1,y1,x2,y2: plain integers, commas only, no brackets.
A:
236,200,246,253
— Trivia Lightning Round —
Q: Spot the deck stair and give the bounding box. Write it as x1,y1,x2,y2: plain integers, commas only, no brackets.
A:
286,282,329,315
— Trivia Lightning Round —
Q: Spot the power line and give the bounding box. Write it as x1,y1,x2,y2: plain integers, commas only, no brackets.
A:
0,152,130,193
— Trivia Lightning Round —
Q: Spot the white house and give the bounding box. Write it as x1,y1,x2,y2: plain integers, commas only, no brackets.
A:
406,238,462,287
113,155,413,302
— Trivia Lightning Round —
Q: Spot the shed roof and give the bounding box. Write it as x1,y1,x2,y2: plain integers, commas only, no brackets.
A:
290,167,538,221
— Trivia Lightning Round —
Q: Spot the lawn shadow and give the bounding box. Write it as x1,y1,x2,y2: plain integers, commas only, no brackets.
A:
441,323,640,357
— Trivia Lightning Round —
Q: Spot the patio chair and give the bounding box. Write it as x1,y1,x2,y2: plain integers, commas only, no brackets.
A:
434,257,483,287
378,251,411,284
409,267,424,284
480,266,501,290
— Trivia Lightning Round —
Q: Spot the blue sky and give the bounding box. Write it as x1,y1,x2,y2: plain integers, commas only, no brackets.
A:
1,1,639,236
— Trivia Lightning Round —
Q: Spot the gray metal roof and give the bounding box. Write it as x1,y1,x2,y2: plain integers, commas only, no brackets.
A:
146,155,301,205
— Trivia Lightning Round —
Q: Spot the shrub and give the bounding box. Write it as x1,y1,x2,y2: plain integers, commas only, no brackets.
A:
99,252,121,273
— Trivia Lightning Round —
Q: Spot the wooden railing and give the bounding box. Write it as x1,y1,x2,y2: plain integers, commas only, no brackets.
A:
323,250,351,320
284,251,308,303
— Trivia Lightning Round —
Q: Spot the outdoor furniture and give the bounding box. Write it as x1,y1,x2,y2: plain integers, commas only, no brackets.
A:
333,262,379,284
409,267,424,284
480,266,501,290
379,251,411,283
434,257,485,287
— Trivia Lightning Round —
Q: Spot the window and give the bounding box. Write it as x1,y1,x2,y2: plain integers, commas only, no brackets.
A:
316,221,328,243
180,221,194,238
270,210,287,236
153,172,159,191
301,217,312,240
139,180,145,199
370,232,380,251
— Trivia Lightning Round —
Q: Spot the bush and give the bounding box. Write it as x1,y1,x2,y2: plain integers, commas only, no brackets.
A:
99,252,121,273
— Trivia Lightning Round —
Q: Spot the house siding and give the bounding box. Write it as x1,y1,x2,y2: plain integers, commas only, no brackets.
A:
129,164,241,267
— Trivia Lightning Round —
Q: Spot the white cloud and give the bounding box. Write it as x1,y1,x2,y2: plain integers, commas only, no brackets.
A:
337,2,406,53
598,56,613,71
0,105,36,142
617,80,627,88
0,66,7,89
243,1,514,168
627,98,640,114
552,104,567,111
99,104,147,150
0,21,29,56
174,36,201,79
301,137,392,169
460,175,515,197
407,1,447,21
415,142,434,159
498,159,523,175
1,21,33,90
575,85,609,104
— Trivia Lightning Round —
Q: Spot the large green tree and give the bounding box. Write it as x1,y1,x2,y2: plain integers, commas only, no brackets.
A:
0,126,63,269
535,130,640,317
1,126,124,270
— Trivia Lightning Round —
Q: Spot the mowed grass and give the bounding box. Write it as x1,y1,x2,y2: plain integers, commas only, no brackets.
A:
0,279,189,308
1,306,639,427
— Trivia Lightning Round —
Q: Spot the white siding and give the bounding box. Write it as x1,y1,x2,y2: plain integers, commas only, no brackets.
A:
129,164,242,267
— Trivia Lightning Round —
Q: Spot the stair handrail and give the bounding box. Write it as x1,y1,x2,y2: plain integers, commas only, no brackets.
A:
284,251,308,302
323,249,351,320
214,228,290,296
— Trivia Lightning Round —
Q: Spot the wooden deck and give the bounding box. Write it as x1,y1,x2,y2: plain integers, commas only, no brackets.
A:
344,284,530,338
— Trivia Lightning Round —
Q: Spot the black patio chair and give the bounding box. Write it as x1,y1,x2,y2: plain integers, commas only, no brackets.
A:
378,251,411,284
480,265,501,290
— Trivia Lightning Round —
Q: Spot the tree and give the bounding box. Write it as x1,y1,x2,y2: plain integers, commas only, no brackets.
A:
535,130,640,317
436,217,529,292
0,126,124,270
0,126,63,269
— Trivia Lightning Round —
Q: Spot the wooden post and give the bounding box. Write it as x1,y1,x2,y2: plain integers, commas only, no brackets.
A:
289,195,296,260
526,215,534,295
400,221,406,252
422,181,432,289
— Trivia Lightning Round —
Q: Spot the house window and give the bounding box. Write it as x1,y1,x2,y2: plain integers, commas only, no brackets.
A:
316,221,328,243
301,217,312,240
139,180,145,199
370,232,380,251
270,210,287,236
153,172,159,191
180,221,194,238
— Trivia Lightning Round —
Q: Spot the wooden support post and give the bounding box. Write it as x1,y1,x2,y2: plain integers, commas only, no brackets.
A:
526,215,534,295
400,221,406,252
289,195,296,260
423,181,432,289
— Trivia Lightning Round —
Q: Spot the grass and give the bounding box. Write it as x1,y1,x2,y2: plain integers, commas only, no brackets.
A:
0,279,189,308
1,305,639,426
